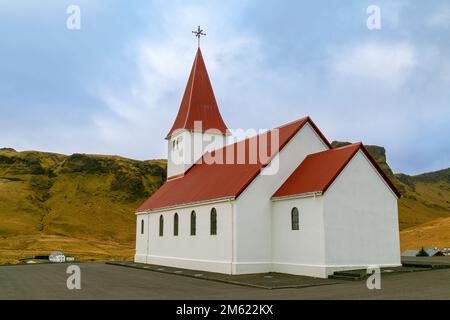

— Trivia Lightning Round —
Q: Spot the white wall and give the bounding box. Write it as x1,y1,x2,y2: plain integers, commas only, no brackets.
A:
167,130,190,178
272,196,327,277
167,130,227,178
136,200,234,274
138,128,401,278
233,123,329,274
322,150,401,276
135,214,149,263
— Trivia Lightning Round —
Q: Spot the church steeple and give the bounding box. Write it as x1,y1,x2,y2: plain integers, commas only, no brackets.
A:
166,30,230,179
166,48,229,139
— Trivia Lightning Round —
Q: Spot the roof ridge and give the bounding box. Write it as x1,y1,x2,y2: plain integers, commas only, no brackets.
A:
275,116,309,129
273,140,401,200
273,142,363,199
332,142,362,150
308,142,361,156
182,48,199,130
202,117,309,159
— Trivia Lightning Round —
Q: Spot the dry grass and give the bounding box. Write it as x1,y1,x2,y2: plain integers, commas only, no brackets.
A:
0,147,448,264
400,217,450,251
0,234,134,264
398,181,450,230
0,149,165,264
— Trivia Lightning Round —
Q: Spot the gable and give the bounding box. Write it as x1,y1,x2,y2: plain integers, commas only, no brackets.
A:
272,143,401,199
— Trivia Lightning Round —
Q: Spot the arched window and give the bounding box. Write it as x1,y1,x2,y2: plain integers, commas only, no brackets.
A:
210,208,217,235
174,213,179,236
190,211,196,236
159,215,164,236
141,219,144,235
291,207,299,230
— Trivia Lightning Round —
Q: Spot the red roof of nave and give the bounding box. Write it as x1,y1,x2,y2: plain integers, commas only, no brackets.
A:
138,117,331,212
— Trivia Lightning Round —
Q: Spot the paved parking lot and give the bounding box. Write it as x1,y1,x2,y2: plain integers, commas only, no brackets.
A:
106,261,340,289
0,262,449,299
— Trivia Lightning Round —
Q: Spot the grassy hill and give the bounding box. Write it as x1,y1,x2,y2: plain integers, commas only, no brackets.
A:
400,217,450,251
0,148,166,264
0,143,448,264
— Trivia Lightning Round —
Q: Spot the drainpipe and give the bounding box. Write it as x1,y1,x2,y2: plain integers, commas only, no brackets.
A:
146,213,150,264
229,199,235,275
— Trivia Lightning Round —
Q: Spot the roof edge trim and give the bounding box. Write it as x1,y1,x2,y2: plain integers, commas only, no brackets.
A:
271,191,323,202
136,196,235,214
321,143,401,199
358,145,402,199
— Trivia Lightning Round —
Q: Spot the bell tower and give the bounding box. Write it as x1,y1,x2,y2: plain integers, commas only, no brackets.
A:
166,47,229,179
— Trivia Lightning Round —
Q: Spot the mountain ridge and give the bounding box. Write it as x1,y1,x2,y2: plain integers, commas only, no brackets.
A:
0,148,166,264
0,144,448,264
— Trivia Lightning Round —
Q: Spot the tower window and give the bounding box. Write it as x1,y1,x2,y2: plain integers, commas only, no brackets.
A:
141,219,144,235
291,207,299,230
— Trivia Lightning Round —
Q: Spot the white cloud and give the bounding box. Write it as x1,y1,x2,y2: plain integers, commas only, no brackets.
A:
328,41,416,89
92,2,263,159
2,1,449,175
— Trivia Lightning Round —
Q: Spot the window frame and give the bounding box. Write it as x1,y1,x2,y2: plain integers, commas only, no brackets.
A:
291,207,299,230
210,208,217,235
190,211,196,236
174,213,179,236
159,215,164,236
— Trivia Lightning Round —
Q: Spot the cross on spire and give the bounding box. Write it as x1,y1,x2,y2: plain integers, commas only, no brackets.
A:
192,26,206,47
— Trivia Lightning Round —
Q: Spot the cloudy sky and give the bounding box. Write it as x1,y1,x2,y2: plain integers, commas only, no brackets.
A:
0,0,449,175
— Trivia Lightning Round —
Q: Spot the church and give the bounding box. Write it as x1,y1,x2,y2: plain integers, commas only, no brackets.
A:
134,46,402,278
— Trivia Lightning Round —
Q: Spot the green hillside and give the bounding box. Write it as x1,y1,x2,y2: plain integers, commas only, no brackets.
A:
0,148,166,264
0,143,448,264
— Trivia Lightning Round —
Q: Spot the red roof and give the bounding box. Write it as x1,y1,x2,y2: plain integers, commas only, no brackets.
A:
138,117,331,212
272,143,401,199
166,48,229,138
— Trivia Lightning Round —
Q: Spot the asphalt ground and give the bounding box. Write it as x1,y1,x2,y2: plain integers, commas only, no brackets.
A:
0,262,449,299
106,261,340,289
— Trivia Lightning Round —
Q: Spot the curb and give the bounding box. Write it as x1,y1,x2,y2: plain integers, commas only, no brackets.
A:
105,261,340,290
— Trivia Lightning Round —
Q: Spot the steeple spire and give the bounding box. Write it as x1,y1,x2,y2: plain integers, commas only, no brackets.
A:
166,48,229,138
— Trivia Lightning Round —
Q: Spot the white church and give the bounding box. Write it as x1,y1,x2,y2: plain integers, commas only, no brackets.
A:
134,47,402,278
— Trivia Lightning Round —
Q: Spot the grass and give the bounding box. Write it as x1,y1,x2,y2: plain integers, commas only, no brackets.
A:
0,234,134,265
0,149,166,264
400,217,450,251
0,144,448,264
